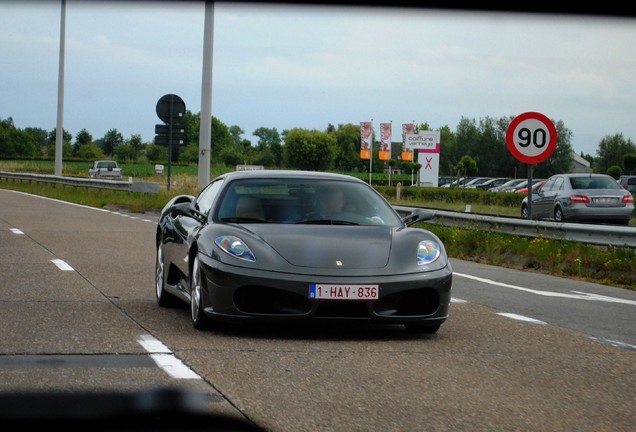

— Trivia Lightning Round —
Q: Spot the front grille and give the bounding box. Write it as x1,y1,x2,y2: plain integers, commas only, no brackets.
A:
234,286,311,315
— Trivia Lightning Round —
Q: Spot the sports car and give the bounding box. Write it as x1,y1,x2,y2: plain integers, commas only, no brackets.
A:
155,170,452,333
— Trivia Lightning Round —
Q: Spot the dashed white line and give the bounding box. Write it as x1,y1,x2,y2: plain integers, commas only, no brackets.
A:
137,334,202,380
454,272,636,306
51,259,74,271
10,228,24,235
497,312,546,324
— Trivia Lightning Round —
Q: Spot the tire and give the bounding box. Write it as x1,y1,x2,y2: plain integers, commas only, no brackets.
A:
520,203,529,219
155,240,180,307
190,256,212,330
404,323,441,334
554,206,564,222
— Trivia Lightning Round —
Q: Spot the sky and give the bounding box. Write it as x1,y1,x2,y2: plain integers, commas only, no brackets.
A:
1,1,636,157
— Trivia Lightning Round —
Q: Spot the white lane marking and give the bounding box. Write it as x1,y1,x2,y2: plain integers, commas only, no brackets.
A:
454,272,636,306
590,337,636,351
3,189,158,221
10,228,24,235
137,334,202,380
451,297,467,303
51,259,74,271
497,312,546,324
150,354,202,380
137,334,171,353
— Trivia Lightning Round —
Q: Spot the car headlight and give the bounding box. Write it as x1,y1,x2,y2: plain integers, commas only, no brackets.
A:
417,240,441,265
215,236,256,262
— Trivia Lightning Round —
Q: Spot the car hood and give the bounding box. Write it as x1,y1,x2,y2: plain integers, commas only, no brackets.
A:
248,224,393,269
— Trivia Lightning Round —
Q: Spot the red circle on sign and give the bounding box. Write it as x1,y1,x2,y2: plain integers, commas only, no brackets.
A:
506,112,557,164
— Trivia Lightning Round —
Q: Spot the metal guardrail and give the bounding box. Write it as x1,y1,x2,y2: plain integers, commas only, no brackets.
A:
1,171,633,247
393,205,636,249
0,171,160,193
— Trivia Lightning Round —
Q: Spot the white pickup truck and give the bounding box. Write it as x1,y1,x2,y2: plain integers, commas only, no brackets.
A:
88,160,122,180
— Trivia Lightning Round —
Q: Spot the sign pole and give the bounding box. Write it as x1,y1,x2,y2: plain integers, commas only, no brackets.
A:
527,164,534,219
167,95,174,191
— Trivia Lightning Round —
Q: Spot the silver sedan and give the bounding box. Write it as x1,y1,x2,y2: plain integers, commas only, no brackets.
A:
521,173,634,225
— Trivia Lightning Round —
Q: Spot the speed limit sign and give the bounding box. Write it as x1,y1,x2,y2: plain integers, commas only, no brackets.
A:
506,112,557,164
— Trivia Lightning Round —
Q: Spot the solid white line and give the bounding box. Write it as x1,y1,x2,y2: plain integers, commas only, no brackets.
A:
150,354,202,380
10,228,24,235
497,312,546,324
51,259,74,271
454,272,636,306
137,334,202,380
137,334,172,353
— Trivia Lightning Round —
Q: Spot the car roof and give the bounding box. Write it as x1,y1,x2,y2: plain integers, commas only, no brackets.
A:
216,169,366,183
551,173,611,178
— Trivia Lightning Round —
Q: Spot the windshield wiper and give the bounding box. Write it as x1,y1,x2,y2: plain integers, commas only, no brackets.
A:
220,217,270,223
297,219,359,225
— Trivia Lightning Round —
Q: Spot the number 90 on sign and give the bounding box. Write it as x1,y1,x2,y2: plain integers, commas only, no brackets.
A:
506,111,557,165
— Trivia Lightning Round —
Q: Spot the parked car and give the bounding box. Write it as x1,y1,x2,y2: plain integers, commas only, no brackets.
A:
618,175,636,193
463,177,492,188
488,178,527,192
155,170,453,333
440,176,474,188
514,179,546,194
473,177,511,191
520,173,635,225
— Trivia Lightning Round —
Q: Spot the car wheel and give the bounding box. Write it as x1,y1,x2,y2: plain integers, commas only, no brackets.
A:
520,203,529,219
404,323,440,334
156,240,180,307
190,256,212,330
554,206,564,222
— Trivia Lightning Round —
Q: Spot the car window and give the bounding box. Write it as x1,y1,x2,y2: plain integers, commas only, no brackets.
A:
540,177,556,192
195,177,224,215
214,178,402,225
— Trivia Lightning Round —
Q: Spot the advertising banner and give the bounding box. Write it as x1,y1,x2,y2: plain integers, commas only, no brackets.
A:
405,131,441,186
379,122,392,161
360,121,372,160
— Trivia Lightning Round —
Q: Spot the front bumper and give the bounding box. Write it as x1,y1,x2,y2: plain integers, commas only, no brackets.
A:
197,254,452,326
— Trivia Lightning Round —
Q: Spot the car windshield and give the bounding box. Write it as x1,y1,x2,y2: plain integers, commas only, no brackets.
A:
215,178,402,226
570,176,622,190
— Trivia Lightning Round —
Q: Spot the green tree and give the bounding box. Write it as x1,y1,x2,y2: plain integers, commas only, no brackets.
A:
438,124,457,177
457,155,478,177
74,128,93,157
179,143,199,164
101,129,124,156
0,117,38,158
24,126,49,154
126,134,145,154
114,143,137,162
595,133,636,174
252,127,283,167
181,110,199,147
145,144,168,163
332,123,362,172
283,128,337,171
623,153,636,174
533,120,574,178
47,128,73,158
607,165,622,179
77,142,104,160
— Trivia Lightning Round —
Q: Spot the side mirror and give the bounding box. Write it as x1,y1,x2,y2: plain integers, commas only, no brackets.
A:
170,202,206,223
402,208,435,227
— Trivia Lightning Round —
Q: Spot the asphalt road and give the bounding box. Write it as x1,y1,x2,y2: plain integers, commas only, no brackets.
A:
0,188,634,431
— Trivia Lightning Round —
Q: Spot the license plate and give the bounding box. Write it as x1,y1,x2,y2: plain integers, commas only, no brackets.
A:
594,197,615,204
309,284,379,300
